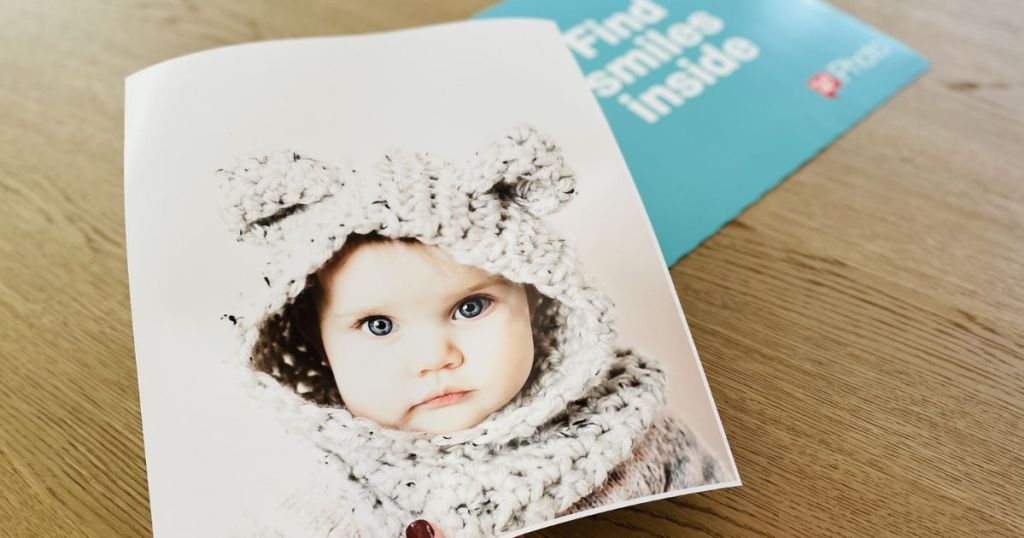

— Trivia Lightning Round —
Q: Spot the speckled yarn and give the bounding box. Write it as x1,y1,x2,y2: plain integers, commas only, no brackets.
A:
219,126,725,537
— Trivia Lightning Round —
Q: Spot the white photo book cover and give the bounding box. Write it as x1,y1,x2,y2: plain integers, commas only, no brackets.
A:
123,19,739,538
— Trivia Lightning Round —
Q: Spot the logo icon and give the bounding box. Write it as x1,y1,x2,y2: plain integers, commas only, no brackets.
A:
807,72,842,98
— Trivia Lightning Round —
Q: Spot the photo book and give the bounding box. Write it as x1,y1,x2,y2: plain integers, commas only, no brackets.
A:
124,19,739,537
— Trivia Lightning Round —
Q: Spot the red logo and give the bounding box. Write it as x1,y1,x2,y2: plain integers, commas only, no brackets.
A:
807,72,842,98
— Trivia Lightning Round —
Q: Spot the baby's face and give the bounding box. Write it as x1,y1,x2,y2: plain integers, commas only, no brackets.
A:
317,240,535,434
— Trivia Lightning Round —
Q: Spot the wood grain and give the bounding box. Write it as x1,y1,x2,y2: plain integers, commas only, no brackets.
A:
1,0,1021,536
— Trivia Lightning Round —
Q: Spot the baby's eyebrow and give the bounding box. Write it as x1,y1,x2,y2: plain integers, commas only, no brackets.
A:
327,274,517,320
455,274,515,297
328,305,391,321
327,295,406,321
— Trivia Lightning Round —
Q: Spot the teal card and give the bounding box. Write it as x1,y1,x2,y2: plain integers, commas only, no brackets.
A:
476,0,929,263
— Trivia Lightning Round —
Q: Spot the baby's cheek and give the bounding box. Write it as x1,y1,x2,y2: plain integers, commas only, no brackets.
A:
464,313,534,389
330,347,409,424
499,305,535,365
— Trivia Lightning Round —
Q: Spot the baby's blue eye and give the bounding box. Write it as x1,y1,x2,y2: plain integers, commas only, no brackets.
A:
454,297,491,320
361,316,393,336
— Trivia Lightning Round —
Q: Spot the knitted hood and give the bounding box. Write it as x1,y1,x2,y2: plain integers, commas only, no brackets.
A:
219,126,669,535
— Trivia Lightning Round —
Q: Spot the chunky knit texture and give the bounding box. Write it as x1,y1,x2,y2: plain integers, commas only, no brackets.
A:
219,126,726,537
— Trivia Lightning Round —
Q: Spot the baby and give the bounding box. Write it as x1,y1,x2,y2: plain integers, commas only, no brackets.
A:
302,233,537,435
220,126,725,537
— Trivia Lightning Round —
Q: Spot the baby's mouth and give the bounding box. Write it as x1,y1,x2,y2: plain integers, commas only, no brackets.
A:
412,388,474,410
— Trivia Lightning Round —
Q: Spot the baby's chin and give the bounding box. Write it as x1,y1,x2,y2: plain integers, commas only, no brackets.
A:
401,401,499,435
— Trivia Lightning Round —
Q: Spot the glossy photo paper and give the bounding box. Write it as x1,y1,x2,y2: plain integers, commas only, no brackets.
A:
124,20,738,537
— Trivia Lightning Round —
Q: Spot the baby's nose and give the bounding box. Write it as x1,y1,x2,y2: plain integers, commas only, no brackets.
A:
410,330,464,375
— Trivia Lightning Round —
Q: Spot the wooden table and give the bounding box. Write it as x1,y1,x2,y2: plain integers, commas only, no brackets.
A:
1,1,1021,536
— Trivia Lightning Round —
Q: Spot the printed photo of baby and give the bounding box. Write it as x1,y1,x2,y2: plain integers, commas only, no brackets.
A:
218,125,728,537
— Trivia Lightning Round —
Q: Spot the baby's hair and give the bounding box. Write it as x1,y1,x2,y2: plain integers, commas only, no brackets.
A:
251,233,554,408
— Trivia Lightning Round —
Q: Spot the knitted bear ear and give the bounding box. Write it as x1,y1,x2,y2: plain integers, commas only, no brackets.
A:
468,125,577,217
216,150,344,244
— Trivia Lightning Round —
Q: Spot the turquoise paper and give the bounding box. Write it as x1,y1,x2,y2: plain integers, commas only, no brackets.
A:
476,0,929,264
